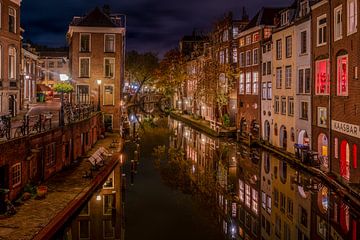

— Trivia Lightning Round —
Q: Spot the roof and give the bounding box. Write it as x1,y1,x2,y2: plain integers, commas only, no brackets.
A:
242,7,284,31
70,7,124,28
38,51,68,58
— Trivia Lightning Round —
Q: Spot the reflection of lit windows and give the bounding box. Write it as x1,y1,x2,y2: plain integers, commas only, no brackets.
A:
103,194,114,215
337,55,348,96
315,59,330,95
79,220,90,239
103,171,114,189
245,184,251,208
239,74,244,94
267,195,271,213
239,180,244,202
280,192,286,212
252,189,258,214
261,191,266,209
287,197,293,219
246,72,251,94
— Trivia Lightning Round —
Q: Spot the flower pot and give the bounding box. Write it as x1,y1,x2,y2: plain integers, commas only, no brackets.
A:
37,186,48,198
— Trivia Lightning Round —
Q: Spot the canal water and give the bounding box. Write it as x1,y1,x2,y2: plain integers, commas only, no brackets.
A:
55,117,360,240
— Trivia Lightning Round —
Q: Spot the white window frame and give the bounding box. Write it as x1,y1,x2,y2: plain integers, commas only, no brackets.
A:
239,73,245,94
246,50,251,66
285,65,292,89
300,30,307,54
103,84,115,106
80,33,91,52
252,71,258,95
347,0,358,35
79,57,90,78
317,14,327,46
317,107,327,127
334,5,343,41
8,47,16,80
104,57,115,78
104,34,116,53
245,72,251,94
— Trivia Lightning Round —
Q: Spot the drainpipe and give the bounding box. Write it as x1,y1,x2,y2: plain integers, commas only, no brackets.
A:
328,0,332,175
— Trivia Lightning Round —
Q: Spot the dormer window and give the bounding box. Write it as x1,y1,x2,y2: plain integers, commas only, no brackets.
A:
300,1,309,17
281,11,289,26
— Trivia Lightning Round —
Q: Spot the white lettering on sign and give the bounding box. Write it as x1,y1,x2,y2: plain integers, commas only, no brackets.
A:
331,120,360,139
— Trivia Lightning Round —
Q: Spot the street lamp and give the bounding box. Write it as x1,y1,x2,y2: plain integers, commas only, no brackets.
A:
97,79,102,111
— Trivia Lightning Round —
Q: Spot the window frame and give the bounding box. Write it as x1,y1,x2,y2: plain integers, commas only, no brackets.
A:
317,14,327,46
79,57,90,78
103,84,115,106
334,5,343,41
11,163,21,187
8,7,16,33
336,54,348,96
104,57,115,78
80,33,91,52
104,34,116,53
347,0,358,35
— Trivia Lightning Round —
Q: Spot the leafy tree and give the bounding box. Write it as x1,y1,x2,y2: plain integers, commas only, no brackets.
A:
125,51,159,103
53,82,73,93
155,48,187,102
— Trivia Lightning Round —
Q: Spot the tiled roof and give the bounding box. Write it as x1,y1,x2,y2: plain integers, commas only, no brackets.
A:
70,7,122,28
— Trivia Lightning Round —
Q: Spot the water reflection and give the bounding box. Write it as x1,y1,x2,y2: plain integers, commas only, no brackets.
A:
55,163,124,240
168,118,359,240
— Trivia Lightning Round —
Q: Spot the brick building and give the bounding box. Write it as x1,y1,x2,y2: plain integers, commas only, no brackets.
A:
311,0,360,183
67,7,126,132
0,0,22,117
236,8,280,139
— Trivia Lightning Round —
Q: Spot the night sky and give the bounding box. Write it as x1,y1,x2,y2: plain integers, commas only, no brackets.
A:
21,0,292,56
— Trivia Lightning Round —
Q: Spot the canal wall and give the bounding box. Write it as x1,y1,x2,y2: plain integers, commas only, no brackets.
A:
0,112,103,201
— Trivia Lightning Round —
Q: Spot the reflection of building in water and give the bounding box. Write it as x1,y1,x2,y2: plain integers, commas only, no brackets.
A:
63,164,123,239
260,151,273,239
235,145,261,239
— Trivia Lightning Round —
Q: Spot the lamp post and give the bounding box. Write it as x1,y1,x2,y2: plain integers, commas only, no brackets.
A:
97,79,102,111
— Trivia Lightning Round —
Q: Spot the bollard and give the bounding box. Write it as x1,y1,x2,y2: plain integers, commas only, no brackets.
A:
130,160,135,185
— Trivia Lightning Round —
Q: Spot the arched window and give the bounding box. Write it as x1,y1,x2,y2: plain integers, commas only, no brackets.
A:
263,152,270,174
340,140,350,180
353,144,357,169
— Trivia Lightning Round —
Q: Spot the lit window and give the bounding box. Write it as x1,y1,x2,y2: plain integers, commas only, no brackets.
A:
239,73,245,94
315,59,330,95
11,163,21,187
334,5,343,40
252,188,258,214
219,51,224,64
104,58,115,78
8,7,16,33
103,85,114,106
317,15,327,46
353,144,358,169
8,47,16,79
103,171,114,188
337,55,348,96
262,82,267,100
245,35,251,45
267,82,272,100
252,72,258,95
347,0,357,34
245,184,251,208
261,191,266,209
80,34,90,52
104,34,115,52
246,72,251,94
266,195,271,213
239,180,244,202
240,38,245,46
232,48,238,63
253,32,260,42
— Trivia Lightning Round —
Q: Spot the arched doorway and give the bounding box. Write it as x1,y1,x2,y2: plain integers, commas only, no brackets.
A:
8,95,15,117
340,140,350,180
264,120,270,142
279,125,287,150
318,133,329,170
298,130,308,145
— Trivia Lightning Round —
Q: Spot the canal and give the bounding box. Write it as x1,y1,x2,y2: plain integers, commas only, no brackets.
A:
55,116,360,240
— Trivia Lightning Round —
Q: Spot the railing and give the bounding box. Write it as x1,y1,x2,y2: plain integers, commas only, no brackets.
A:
0,103,97,141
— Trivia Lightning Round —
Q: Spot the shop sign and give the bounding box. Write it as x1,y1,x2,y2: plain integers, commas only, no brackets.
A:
331,120,360,139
